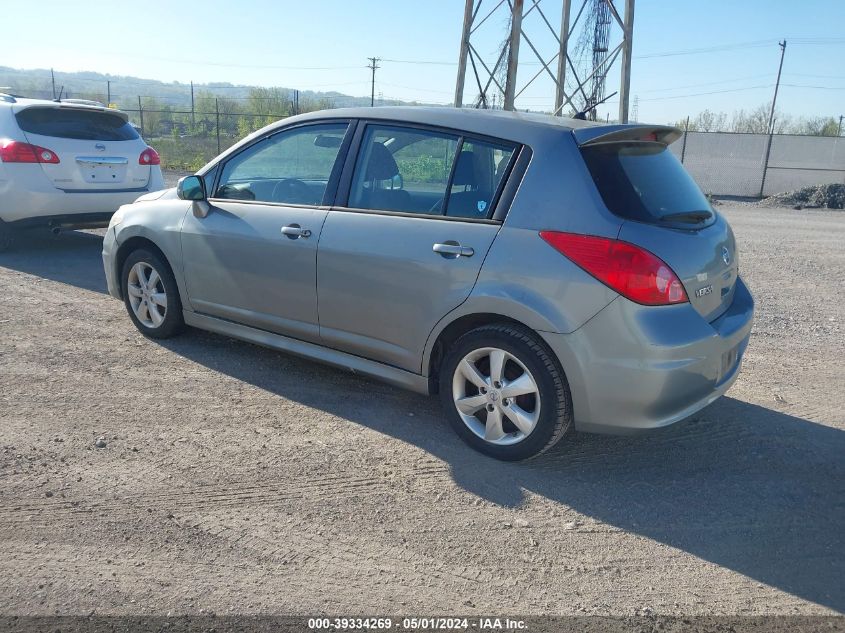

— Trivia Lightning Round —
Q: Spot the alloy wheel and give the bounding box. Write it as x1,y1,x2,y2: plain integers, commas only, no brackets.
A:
126,262,167,328
451,346,541,445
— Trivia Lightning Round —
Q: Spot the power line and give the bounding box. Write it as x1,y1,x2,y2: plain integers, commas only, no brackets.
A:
636,73,773,93
635,39,775,59
637,84,774,102
785,72,845,80
782,83,845,90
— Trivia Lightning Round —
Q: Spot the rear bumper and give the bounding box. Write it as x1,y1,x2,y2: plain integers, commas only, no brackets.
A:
0,188,150,224
0,169,164,223
541,276,754,434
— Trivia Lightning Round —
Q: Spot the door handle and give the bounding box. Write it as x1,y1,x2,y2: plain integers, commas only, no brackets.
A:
281,224,312,239
433,241,474,258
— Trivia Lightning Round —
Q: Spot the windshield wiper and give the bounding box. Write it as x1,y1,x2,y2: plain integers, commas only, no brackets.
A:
659,210,713,224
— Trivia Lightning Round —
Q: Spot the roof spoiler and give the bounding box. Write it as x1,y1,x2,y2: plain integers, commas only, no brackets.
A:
13,100,130,122
61,98,106,108
573,124,682,148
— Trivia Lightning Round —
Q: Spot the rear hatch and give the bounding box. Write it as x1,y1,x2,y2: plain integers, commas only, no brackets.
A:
577,126,738,322
12,105,150,191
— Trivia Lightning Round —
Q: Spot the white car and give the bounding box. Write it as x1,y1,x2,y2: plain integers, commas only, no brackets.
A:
0,93,165,250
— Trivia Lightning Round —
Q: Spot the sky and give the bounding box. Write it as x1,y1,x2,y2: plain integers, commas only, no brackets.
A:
3,0,844,124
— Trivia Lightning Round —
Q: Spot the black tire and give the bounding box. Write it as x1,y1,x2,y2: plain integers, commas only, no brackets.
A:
0,220,14,253
121,248,184,339
439,324,573,461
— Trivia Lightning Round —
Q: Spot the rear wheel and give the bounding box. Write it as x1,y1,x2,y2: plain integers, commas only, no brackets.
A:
439,324,573,461
121,249,184,339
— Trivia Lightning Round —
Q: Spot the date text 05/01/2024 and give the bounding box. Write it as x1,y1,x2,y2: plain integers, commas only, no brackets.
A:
307,617,527,630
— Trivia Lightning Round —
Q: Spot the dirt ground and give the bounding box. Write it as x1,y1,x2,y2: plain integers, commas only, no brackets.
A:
0,204,842,618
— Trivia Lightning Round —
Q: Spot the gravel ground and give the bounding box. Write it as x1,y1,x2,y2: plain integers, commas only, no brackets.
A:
0,205,843,618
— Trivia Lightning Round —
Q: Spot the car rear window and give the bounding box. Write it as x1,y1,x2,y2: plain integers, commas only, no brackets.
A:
15,107,139,141
581,142,711,224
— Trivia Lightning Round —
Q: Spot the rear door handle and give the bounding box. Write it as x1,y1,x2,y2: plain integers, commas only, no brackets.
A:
433,241,474,258
281,224,311,239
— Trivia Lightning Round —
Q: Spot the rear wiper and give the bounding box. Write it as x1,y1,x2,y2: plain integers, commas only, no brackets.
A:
659,210,713,224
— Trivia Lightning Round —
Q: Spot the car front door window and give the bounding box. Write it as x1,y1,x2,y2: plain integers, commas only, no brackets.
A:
214,123,349,206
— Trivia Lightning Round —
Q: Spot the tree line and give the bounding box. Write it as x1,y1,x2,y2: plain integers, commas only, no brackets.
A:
132,88,334,139
672,102,841,136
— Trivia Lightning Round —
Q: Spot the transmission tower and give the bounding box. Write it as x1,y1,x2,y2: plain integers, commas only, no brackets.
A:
585,0,611,120
454,0,635,122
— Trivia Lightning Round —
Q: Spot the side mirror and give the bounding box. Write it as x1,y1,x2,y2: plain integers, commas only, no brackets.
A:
177,175,206,201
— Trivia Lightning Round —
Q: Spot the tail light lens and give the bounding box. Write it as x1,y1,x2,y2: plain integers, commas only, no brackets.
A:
540,231,688,306
0,140,60,164
139,147,160,165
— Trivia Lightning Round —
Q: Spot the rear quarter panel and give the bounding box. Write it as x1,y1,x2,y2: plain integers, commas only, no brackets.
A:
422,131,621,374
460,130,621,333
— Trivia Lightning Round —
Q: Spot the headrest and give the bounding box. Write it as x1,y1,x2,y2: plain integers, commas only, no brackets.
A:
365,142,399,180
452,150,478,187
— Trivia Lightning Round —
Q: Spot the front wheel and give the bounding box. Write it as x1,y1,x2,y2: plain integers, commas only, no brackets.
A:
121,249,184,339
439,324,573,461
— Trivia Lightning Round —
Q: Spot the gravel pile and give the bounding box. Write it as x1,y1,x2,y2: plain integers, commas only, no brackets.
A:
758,183,845,209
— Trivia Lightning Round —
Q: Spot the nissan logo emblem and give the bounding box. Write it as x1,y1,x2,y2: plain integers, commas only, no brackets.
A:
95,143,106,152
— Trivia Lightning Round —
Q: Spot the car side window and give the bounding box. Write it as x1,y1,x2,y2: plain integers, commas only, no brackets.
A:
213,123,348,206
445,139,515,219
349,125,459,215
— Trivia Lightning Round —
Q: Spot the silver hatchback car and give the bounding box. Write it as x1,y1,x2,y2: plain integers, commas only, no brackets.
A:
102,107,754,461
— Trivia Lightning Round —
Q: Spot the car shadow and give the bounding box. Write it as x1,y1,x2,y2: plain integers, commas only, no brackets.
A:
2,235,842,612
158,328,844,613
0,229,107,294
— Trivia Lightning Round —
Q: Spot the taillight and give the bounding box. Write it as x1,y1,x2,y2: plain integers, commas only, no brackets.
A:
0,140,60,164
139,147,160,165
539,231,688,306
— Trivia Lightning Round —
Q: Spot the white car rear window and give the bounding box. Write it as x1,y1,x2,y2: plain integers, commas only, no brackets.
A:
15,108,139,141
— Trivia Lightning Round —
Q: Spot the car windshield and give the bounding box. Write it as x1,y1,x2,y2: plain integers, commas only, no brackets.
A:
581,142,712,225
15,107,139,141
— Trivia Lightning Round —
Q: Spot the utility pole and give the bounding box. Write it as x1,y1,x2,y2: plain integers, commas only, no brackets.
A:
367,57,380,107
839,114,843,136
766,40,787,136
51,68,56,100
107,80,111,104
759,40,787,198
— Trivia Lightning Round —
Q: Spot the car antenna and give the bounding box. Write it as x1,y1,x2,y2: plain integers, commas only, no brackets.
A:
573,91,618,120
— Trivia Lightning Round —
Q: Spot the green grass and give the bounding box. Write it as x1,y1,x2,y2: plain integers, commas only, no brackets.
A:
146,136,240,172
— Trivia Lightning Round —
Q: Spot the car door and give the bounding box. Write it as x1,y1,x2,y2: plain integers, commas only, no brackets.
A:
180,121,351,343
317,123,517,372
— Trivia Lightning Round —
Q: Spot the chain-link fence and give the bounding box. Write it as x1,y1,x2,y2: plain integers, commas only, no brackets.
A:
123,104,845,198
669,130,845,197
6,77,845,197
122,106,289,172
